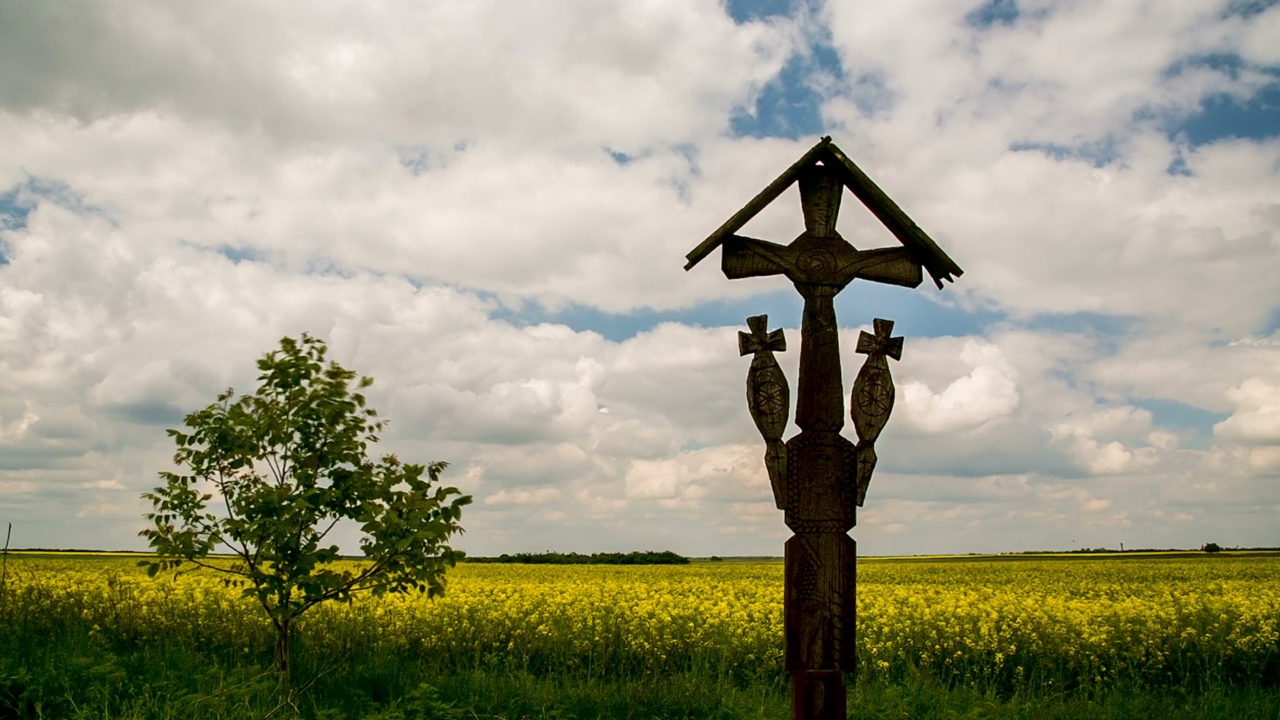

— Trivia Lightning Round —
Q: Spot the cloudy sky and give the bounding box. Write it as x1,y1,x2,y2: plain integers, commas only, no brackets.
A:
1,0,1278,557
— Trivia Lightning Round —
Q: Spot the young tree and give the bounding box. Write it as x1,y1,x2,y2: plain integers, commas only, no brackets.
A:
140,333,471,695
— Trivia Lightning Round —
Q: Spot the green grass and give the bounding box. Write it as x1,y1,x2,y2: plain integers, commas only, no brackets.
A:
2,634,1278,720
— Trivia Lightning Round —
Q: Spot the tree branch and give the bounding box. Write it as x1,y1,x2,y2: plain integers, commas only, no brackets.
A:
296,557,394,615
184,556,253,577
217,467,261,578
314,517,341,545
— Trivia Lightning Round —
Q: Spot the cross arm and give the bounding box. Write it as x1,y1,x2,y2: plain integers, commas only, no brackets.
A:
724,235,924,289
841,248,924,289
721,235,795,280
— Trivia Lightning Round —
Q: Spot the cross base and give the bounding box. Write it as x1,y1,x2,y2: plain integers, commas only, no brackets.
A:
792,669,846,720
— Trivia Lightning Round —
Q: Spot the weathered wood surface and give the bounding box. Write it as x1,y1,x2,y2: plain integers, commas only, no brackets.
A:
786,533,856,720
687,137,957,720
821,141,964,288
741,315,789,508
684,138,834,270
852,318,902,506
684,136,963,288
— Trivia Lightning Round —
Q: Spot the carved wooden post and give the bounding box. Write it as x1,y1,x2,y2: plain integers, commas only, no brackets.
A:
685,137,963,720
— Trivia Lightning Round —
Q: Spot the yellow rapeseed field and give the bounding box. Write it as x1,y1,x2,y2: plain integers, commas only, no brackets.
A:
4,554,1277,689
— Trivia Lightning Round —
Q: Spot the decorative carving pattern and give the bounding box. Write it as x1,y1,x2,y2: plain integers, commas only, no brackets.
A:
854,443,877,508
784,433,857,533
785,533,856,673
851,318,902,507
740,315,788,438
688,137,961,720
852,318,902,444
741,315,790,508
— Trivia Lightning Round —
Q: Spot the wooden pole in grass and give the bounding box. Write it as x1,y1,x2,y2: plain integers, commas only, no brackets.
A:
1,522,11,604
684,137,964,719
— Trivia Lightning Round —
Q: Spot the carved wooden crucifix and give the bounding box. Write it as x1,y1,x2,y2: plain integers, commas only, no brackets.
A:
685,136,962,720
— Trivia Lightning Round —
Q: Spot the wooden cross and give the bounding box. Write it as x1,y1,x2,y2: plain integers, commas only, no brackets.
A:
685,137,962,720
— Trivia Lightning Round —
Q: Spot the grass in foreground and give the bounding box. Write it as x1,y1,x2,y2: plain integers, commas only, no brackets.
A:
4,637,1278,720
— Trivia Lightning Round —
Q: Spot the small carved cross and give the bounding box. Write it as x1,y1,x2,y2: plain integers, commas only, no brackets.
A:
855,318,903,362
739,315,786,357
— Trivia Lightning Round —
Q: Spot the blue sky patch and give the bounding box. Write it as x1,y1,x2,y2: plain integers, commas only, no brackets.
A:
1129,398,1230,449
1176,83,1280,147
729,5,847,141
1021,310,1139,357
1221,0,1280,20
605,148,634,165
1009,139,1121,168
490,280,996,344
489,291,798,342
1156,53,1280,147
0,183,34,236
1022,310,1138,336
730,56,827,140
176,239,273,266
723,0,798,24
604,143,697,171
966,0,1019,28
0,176,108,231
1164,52,1247,82
0,186,25,266
834,280,1001,339
215,244,270,264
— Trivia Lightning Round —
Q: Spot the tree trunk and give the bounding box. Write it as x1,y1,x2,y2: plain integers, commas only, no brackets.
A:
275,614,291,698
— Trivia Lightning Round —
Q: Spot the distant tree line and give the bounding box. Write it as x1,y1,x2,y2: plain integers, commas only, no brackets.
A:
1017,544,1278,555
465,550,690,565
